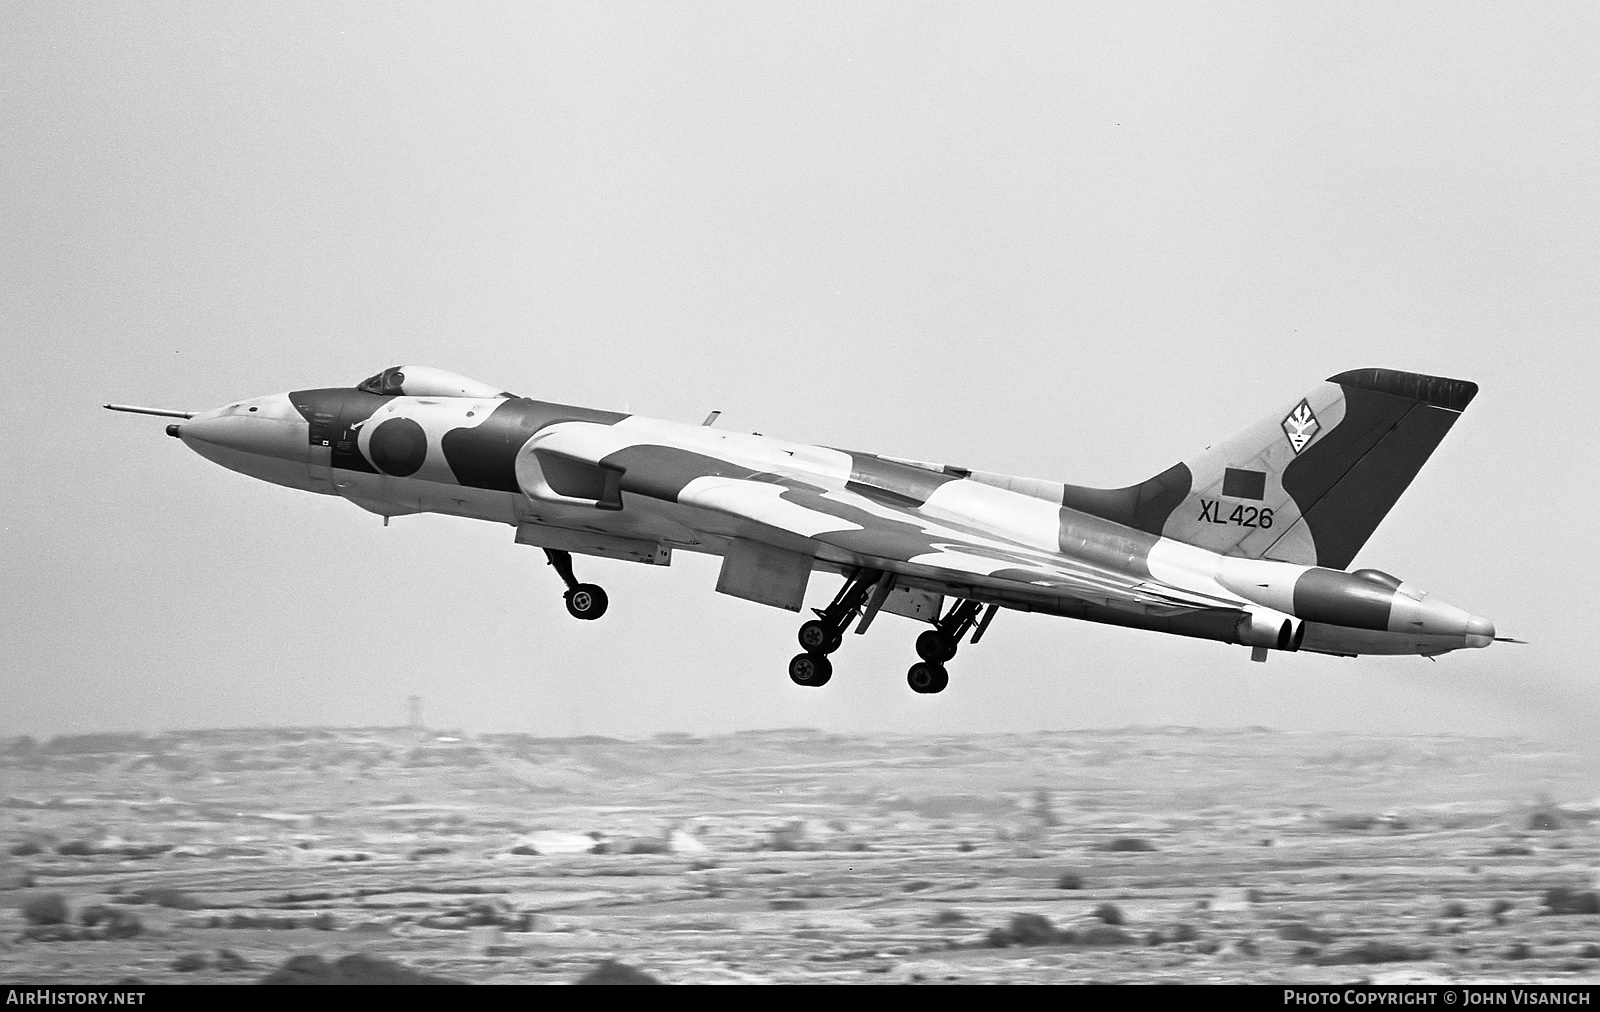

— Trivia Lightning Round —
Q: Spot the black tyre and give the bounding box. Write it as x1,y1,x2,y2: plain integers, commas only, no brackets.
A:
825,632,843,654
789,652,833,687
916,630,957,663
565,584,609,620
798,620,832,653
907,662,946,694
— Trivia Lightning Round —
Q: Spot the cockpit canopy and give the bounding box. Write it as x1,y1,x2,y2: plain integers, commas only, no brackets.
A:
355,365,512,399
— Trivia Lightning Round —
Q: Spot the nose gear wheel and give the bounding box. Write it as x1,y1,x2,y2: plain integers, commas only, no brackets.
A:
564,584,608,620
544,549,609,621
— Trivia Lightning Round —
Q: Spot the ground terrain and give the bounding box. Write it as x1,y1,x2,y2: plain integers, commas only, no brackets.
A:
1,726,1597,984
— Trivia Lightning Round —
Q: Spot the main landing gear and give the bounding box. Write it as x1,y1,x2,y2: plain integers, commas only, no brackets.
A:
544,549,608,620
784,572,1000,695
788,569,884,687
906,599,996,694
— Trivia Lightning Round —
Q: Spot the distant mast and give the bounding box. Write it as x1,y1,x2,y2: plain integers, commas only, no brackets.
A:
407,695,422,730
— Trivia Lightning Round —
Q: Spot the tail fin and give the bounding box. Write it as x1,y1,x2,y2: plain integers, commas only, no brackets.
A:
1060,368,1478,568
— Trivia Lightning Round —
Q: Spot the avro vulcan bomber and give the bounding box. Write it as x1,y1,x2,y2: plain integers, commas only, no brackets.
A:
109,365,1508,694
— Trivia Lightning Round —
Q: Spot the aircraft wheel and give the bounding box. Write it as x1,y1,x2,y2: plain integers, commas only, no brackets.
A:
916,630,957,663
907,662,947,694
798,620,834,653
564,584,609,620
789,652,833,687
825,632,843,654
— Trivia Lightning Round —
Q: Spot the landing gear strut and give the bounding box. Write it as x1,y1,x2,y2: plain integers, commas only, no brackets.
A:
544,549,608,620
788,568,883,687
915,599,983,663
907,600,996,694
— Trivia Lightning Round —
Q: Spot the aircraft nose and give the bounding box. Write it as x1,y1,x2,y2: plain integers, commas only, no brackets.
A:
178,393,309,466
1464,614,1495,649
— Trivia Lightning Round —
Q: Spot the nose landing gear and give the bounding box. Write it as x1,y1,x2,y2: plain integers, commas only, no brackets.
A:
565,584,609,620
544,549,609,621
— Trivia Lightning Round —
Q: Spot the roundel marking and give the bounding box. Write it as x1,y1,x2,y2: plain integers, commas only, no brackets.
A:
369,417,428,476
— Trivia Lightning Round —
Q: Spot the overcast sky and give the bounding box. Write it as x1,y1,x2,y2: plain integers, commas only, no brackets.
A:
3,4,1597,751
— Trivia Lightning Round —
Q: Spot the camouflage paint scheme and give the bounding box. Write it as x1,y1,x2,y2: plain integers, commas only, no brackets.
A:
150,364,1496,663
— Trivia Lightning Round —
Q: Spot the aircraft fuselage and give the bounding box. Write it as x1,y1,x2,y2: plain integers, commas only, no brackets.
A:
157,372,1495,670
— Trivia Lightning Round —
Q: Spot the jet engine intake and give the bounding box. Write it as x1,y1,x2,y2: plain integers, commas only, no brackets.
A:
1236,607,1306,652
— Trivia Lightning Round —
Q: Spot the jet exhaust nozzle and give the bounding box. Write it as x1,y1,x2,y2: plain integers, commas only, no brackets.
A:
1237,607,1306,652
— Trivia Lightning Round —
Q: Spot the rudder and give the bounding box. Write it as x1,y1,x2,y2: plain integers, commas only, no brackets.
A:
1060,368,1477,568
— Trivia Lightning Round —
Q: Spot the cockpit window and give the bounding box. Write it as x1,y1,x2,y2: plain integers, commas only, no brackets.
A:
355,367,407,396
354,365,511,399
